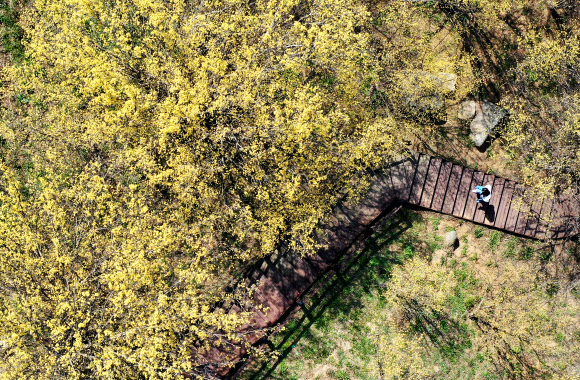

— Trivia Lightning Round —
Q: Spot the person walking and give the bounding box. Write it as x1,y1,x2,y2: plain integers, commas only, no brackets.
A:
472,184,492,205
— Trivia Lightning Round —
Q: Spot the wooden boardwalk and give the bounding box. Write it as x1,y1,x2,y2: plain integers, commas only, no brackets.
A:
399,153,578,240
199,152,579,377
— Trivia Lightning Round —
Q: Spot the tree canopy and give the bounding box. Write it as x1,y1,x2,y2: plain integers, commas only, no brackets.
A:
380,252,580,379
0,0,406,378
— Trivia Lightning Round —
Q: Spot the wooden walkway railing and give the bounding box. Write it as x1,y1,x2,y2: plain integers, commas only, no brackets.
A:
199,152,579,378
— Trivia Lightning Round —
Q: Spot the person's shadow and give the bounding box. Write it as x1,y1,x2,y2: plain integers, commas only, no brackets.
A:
484,204,495,223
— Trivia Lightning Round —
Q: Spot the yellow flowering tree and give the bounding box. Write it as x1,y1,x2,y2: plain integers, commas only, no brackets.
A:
9,0,403,261
0,0,407,378
503,29,580,195
0,161,259,379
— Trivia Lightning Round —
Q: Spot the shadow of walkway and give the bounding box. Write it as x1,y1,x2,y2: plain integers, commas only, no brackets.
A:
238,211,416,379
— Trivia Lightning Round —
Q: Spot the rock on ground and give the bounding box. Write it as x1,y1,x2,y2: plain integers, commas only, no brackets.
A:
458,100,476,120
436,72,457,93
444,230,458,248
469,101,508,147
403,71,457,115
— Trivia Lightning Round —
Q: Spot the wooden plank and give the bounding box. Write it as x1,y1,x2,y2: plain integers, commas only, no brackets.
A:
318,203,364,258
474,174,496,224
562,198,577,238
269,250,311,294
514,188,532,235
408,154,431,205
260,258,301,301
202,344,247,373
431,161,453,212
548,213,559,239
351,171,399,227
303,252,330,275
553,199,573,239
550,226,564,240
441,165,463,214
314,216,343,263
559,196,574,218
249,267,291,326
535,198,554,240
569,195,580,218
524,196,544,238
505,184,524,232
229,283,271,329
284,251,319,285
374,170,397,202
484,177,505,226
228,304,267,340
389,162,407,195
549,200,565,239
399,154,419,202
463,171,485,220
515,210,530,236
420,158,442,208
316,245,339,264
559,195,578,238
366,171,398,214
494,180,514,229
285,249,328,277
390,156,417,200
452,168,474,218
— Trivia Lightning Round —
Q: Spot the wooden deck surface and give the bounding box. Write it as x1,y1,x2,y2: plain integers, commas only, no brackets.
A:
202,152,579,377
399,153,578,239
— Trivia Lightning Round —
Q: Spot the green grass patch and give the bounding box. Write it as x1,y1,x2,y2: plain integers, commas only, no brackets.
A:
430,216,442,231
488,231,502,252
503,236,519,257
0,0,28,62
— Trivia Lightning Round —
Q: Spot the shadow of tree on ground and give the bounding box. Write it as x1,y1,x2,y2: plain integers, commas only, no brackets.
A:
237,210,424,380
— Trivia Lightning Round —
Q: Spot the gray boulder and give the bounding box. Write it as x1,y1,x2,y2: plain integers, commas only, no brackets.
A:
406,94,444,115
469,101,508,147
444,230,458,248
405,71,457,93
458,100,476,120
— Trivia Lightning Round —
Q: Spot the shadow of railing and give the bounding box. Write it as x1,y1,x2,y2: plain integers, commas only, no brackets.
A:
238,211,413,379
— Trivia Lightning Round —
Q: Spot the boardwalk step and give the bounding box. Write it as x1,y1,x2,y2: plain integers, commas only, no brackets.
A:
431,161,453,212
420,158,442,208
442,165,464,215
453,167,474,218
260,258,301,302
248,267,292,326
282,249,319,285
269,249,312,295
494,180,514,229
409,154,430,204
483,177,505,227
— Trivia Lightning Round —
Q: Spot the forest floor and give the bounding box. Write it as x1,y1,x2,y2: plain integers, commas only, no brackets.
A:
238,208,580,380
